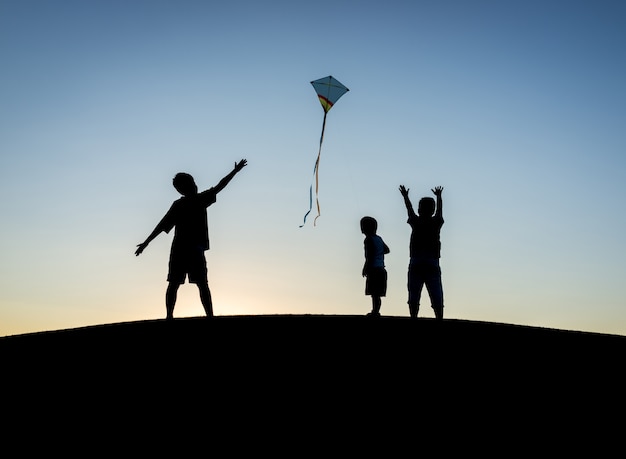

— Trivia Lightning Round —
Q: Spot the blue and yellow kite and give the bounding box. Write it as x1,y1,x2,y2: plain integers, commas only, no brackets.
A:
301,75,349,227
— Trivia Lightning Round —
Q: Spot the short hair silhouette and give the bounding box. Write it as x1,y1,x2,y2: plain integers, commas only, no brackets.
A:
418,197,436,216
360,216,378,235
173,173,198,196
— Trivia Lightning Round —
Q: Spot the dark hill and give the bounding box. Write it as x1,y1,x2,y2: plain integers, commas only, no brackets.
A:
2,315,624,447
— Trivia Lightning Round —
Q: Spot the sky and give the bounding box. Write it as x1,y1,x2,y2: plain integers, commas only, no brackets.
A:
1,0,625,336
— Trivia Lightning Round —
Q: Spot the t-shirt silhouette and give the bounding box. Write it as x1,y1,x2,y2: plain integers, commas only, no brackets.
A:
157,188,217,251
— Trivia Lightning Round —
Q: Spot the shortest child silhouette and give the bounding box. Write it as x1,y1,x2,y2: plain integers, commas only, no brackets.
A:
360,216,390,317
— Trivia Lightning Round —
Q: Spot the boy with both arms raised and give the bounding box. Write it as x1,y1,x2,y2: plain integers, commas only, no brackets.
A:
399,184,445,320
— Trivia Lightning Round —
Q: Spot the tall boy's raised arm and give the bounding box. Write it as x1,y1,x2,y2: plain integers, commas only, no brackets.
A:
399,185,416,219
213,159,247,194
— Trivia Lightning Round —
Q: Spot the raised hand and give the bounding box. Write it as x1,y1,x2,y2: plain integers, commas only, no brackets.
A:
234,159,247,172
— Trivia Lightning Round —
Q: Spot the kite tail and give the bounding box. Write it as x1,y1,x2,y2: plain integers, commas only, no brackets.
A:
313,152,322,226
300,177,314,227
301,112,327,227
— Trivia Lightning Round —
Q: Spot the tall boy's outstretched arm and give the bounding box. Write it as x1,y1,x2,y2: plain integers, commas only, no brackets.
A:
213,159,247,194
135,226,162,256
399,185,416,218
432,186,443,218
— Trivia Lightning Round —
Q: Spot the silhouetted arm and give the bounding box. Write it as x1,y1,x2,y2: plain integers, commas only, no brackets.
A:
432,186,443,218
399,185,416,219
213,159,247,194
135,227,162,256
362,238,371,277
135,207,175,256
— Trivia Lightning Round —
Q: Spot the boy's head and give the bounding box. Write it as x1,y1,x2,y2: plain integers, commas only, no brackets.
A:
173,173,198,196
418,197,436,217
360,216,378,236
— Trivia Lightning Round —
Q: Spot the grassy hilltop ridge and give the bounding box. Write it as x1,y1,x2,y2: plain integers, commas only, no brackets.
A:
2,315,624,446
3,314,623,374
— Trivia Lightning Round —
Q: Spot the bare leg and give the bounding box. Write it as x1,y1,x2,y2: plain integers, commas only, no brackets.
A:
166,282,179,320
372,296,381,314
197,282,213,317
367,296,382,317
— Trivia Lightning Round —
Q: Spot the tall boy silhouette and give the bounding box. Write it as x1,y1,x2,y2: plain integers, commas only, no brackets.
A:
136,159,247,319
399,184,444,320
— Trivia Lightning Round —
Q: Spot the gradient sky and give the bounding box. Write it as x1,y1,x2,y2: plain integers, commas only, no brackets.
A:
1,0,625,336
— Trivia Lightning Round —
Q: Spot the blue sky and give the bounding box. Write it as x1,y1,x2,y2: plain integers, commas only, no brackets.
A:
1,0,625,336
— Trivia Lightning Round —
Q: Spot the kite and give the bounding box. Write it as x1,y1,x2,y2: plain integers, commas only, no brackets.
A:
300,75,349,227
